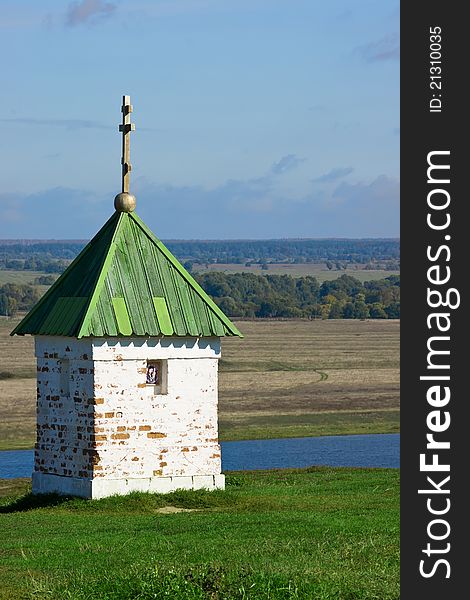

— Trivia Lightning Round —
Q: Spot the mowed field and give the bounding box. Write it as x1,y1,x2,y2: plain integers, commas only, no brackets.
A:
0,270,46,285
195,262,399,282
219,319,399,440
0,317,399,450
0,270,51,298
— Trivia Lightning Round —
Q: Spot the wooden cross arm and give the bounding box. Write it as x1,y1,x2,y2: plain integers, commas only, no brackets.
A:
119,123,136,133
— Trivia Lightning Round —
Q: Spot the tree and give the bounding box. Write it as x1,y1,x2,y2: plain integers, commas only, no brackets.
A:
346,293,369,319
329,302,344,319
385,302,400,319
343,302,355,319
195,271,399,321
0,294,18,317
216,296,240,317
369,303,387,319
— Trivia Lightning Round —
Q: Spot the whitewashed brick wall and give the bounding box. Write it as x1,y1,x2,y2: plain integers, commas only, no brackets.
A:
33,336,223,490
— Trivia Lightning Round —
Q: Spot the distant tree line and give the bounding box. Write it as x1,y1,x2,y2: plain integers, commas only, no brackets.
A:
0,274,399,320
0,239,399,271
0,284,41,317
196,273,400,319
0,257,71,273
0,242,84,259
169,239,399,268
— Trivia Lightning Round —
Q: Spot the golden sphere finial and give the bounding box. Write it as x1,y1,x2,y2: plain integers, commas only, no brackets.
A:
114,192,136,213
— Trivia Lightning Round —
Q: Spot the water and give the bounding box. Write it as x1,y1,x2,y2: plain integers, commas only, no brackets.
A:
0,434,399,479
223,433,399,470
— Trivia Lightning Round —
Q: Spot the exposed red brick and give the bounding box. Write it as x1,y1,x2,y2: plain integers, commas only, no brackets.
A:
153,469,163,476
111,433,130,440
105,412,115,418
147,432,166,439
117,426,126,432
139,425,151,431
159,461,167,467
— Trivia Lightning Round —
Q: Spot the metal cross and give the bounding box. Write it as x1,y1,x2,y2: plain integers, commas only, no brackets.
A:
119,95,135,193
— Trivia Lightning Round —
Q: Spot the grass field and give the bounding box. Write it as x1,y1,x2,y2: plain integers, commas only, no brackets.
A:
194,262,399,282
0,270,52,298
0,317,399,449
218,319,399,441
0,467,399,600
0,270,46,286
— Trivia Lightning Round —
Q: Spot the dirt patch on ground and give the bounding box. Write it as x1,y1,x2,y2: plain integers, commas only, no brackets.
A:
154,506,203,514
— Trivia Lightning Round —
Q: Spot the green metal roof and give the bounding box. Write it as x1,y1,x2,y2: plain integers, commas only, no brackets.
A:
11,211,242,339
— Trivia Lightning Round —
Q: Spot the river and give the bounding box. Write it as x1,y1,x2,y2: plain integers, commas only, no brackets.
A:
0,433,399,478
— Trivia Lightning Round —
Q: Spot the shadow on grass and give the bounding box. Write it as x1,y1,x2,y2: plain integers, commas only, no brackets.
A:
0,486,238,514
0,492,76,513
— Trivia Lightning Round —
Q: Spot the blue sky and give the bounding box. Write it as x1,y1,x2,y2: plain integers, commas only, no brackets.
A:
0,0,399,239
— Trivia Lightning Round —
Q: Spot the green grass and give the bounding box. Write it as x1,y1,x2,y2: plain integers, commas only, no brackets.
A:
0,467,399,600
219,409,400,441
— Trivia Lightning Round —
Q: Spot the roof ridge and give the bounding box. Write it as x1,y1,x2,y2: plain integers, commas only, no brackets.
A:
10,212,122,337
77,213,124,338
129,212,243,337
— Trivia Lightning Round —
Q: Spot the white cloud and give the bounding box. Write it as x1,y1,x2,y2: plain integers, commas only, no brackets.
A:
0,165,399,239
